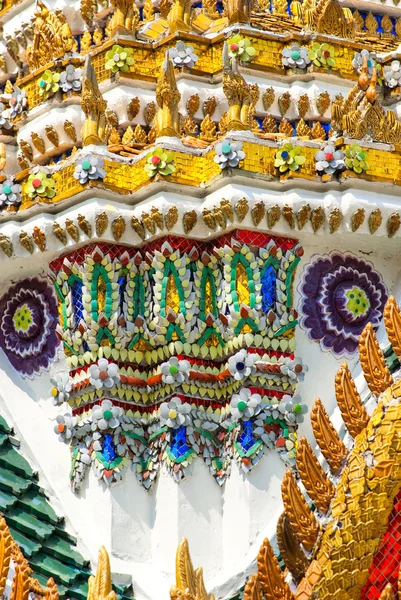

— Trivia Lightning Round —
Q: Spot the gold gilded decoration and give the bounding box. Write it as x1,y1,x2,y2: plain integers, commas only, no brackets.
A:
267,204,280,229
296,119,311,138
155,53,181,138
227,0,251,24
64,121,77,143
31,132,45,154
127,97,140,121
187,95,200,117
45,125,59,147
19,231,34,254
282,205,295,229
311,397,347,472
111,216,126,241
335,363,369,438
151,207,164,230
200,115,217,142
80,0,98,25
311,122,326,139
19,141,33,162
262,88,275,112
220,199,234,223
0,235,13,257
165,206,179,230
0,516,12,596
222,43,251,131
351,207,365,232
66,219,79,242
167,0,191,33
32,226,46,252
328,207,342,233
281,469,319,551
243,573,262,600
77,215,92,237
131,216,146,240
359,322,393,395
96,213,108,237
278,92,291,117
88,546,117,600
251,201,265,226
202,208,216,230
387,212,401,238
235,198,248,222
170,538,214,600
316,91,330,116
122,127,134,145
257,538,294,600
306,0,355,38
297,204,311,230
383,296,401,358
142,212,156,235
53,222,67,245
134,125,147,144
262,115,276,133
297,94,310,119
278,119,293,137
106,0,140,36
276,512,308,583
183,210,197,234
81,55,108,146
369,208,383,234
203,97,217,118
296,436,335,512
26,1,73,71
379,585,395,600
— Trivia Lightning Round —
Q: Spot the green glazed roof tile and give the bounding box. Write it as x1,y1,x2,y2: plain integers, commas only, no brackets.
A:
19,489,59,524
0,443,35,478
0,465,31,495
42,535,89,569
8,526,41,558
7,506,54,541
0,416,12,434
30,552,85,586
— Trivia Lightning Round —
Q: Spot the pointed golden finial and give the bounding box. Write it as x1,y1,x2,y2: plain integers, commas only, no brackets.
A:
379,584,395,600
359,322,392,396
227,0,251,24
335,363,369,438
87,547,117,600
366,67,378,104
276,512,308,583
155,52,181,138
384,297,401,358
222,43,251,131
311,398,347,473
358,54,369,91
296,436,334,513
281,470,319,552
243,573,262,600
81,55,108,146
171,539,214,600
257,538,294,600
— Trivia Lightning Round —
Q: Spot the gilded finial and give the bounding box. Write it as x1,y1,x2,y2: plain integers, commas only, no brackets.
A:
296,436,335,513
310,397,347,473
87,546,117,600
155,52,181,138
359,322,392,395
281,469,319,552
171,539,214,600
81,55,108,146
257,537,294,600
335,363,369,438
222,43,251,131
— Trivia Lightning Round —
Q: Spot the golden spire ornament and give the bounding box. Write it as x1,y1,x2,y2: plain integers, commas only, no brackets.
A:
81,55,108,146
87,547,117,600
155,52,181,138
222,43,251,131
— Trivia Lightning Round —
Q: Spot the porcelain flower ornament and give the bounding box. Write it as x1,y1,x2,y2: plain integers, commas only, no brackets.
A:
231,388,261,420
160,397,191,428
161,357,190,384
89,359,120,389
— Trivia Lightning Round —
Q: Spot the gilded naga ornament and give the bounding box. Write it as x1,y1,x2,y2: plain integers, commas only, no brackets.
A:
81,55,108,146
155,52,181,138
87,547,117,600
222,43,251,131
26,0,73,71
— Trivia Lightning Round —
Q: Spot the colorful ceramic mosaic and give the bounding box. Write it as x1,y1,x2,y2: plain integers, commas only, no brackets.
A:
298,252,387,356
49,231,307,490
0,277,59,377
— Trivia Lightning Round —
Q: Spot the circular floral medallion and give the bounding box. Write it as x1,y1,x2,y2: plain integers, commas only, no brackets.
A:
0,278,59,377
298,252,387,356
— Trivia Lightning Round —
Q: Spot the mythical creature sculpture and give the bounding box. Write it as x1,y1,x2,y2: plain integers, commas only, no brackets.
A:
81,55,108,146
105,0,140,36
222,43,252,131
155,52,181,138
26,0,73,71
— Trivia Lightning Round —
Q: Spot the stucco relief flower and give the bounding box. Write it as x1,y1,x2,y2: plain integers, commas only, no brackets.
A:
92,399,122,430
105,45,134,73
89,359,120,389
161,357,190,384
227,350,257,381
315,144,345,175
275,143,305,173
214,139,245,169
0,180,21,209
0,278,59,377
160,397,191,428
227,35,256,63
298,252,387,356
384,60,401,88
54,414,77,442
9,87,27,119
345,144,369,174
282,44,311,69
74,156,106,184
60,65,83,93
25,172,56,199
169,42,198,69
308,43,335,68
144,149,175,177
231,388,261,420
50,373,72,405
38,70,60,100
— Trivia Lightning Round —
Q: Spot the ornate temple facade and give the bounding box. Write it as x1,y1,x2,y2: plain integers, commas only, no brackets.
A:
1,0,401,599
